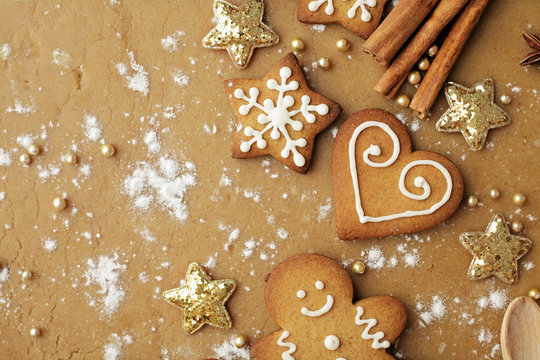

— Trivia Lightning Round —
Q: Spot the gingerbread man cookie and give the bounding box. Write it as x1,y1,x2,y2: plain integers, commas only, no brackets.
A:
332,109,464,240
225,52,342,173
251,254,407,359
297,0,389,39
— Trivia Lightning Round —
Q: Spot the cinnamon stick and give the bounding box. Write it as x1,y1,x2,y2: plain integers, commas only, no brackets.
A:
375,0,469,98
362,0,440,67
410,0,491,119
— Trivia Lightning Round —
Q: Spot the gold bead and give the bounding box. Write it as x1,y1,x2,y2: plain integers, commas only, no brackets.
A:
291,38,305,51
30,328,41,338
528,288,540,300
52,197,67,211
428,45,439,57
489,188,500,199
407,71,422,85
500,95,512,105
22,270,33,280
511,220,523,233
352,261,366,274
512,193,526,206
19,153,31,165
336,38,350,52
64,152,78,165
396,95,410,108
101,144,116,157
27,144,40,156
417,57,430,71
467,195,478,208
318,57,331,69
234,334,248,348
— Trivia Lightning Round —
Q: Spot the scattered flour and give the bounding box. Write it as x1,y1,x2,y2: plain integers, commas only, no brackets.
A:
103,334,133,360
83,114,102,141
0,43,10,60
366,246,385,269
172,70,190,87
161,30,186,52
52,48,71,68
317,198,333,222
311,24,326,32
16,134,34,148
83,253,127,316
42,238,57,252
123,157,196,222
477,290,508,310
0,149,11,166
143,130,161,153
418,296,446,326
0,267,9,282
116,51,149,96
211,336,250,360
6,99,34,114
277,228,288,239
478,328,494,344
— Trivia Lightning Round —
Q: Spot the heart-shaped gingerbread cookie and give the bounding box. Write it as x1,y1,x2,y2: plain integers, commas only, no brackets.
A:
332,109,463,240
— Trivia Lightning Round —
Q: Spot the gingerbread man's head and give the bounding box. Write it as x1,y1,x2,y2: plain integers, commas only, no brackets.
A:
251,254,407,359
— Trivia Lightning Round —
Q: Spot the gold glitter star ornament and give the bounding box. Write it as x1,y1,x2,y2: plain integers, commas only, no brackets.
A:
163,263,236,334
460,213,532,284
436,79,510,151
202,0,279,69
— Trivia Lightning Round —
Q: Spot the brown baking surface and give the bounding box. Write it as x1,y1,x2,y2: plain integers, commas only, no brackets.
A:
0,0,538,359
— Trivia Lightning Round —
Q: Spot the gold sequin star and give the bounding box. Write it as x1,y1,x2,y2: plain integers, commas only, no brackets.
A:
460,213,532,284
202,0,279,69
436,79,510,151
163,263,236,334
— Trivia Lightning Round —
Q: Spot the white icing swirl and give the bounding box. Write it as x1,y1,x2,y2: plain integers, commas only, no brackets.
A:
301,294,334,317
348,121,453,223
277,330,297,360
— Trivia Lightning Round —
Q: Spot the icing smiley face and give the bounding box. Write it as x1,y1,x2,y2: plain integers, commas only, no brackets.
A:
296,280,335,317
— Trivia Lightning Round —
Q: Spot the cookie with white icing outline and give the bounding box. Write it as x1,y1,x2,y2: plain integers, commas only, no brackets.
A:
251,254,407,359
332,109,464,240
297,0,389,39
225,52,342,173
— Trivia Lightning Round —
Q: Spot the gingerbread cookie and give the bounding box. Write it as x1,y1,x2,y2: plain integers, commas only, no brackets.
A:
251,254,407,359
297,0,389,39
225,53,342,173
332,109,463,240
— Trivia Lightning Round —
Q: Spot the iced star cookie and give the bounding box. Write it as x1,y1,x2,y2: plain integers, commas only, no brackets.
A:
250,254,407,359
332,109,464,240
225,53,342,173
297,0,389,39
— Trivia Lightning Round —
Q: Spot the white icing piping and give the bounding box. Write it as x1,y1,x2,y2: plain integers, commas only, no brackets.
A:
348,121,453,224
234,66,329,167
308,0,377,22
278,330,297,360
347,0,377,21
355,305,390,349
301,294,334,317
308,0,334,15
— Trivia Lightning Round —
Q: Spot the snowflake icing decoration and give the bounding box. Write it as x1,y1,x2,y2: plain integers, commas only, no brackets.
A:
308,0,377,21
233,66,329,167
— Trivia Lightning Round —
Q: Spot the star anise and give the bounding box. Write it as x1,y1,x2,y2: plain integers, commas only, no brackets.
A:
520,30,540,66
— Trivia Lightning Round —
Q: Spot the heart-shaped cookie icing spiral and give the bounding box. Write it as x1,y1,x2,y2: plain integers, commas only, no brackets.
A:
332,109,463,240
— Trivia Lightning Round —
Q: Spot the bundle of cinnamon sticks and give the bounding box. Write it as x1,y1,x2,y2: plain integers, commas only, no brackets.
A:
362,0,491,119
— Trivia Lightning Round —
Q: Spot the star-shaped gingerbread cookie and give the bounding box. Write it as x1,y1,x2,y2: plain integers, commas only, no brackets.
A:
297,0,389,39
202,0,279,69
251,254,407,359
436,79,510,151
225,52,342,173
460,213,532,284
162,263,236,334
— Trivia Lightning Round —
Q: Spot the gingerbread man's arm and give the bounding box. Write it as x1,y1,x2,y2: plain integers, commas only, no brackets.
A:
354,295,407,347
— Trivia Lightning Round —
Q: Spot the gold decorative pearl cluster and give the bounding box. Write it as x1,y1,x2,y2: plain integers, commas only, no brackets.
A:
396,45,438,108
290,37,352,71
528,288,540,301
19,144,41,165
234,334,248,348
101,143,116,157
53,197,67,211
